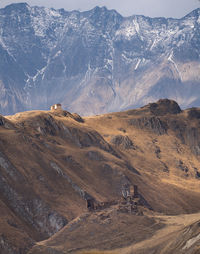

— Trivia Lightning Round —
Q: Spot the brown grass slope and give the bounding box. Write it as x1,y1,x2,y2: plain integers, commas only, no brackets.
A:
0,99,200,253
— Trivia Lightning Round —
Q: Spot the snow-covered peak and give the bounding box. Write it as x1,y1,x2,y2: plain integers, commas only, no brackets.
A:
183,8,200,19
44,7,61,18
0,3,199,115
2,2,31,14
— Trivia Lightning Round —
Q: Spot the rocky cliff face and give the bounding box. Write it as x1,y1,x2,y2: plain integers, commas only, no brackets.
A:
0,3,199,115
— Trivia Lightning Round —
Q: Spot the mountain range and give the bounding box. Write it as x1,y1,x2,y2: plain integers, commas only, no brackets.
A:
0,3,200,115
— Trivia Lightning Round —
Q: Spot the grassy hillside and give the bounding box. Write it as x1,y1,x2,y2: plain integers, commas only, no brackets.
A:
0,99,200,253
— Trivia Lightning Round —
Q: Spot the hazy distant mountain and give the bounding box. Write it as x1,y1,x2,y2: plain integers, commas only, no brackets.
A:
0,3,200,115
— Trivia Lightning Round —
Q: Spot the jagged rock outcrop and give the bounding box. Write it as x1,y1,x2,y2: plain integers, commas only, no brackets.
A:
125,100,200,156
147,99,182,116
129,116,168,135
0,153,67,237
0,234,33,254
111,135,135,149
187,108,200,119
167,118,200,156
63,127,121,158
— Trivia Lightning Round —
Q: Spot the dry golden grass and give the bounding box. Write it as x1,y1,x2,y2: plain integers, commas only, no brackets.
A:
1,101,200,253
77,251,116,254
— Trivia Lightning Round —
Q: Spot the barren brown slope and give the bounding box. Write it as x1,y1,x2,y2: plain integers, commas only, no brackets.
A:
29,212,200,254
1,99,200,254
122,213,200,254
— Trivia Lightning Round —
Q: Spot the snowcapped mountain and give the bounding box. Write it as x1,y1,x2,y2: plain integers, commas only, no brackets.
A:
0,3,200,115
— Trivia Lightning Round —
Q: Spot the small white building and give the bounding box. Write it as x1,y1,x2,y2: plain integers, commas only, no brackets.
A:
50,104,62,110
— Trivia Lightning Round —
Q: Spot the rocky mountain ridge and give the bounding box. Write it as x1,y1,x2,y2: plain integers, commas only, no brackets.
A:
0,3,200,115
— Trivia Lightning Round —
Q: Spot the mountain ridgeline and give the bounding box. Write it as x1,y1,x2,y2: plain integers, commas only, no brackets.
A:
0,3,200,115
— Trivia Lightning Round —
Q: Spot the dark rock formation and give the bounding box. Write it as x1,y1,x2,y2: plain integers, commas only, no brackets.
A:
133,185,139,198
167,120,186,143
0,115,5,126
137,194,153,210
187,108,200,119
129,116,168,135
0,151,68,253
0,115,14,129
155,146,161,159
0,171,67,237
157,113,200,156
184,127,200,156
148,99,182,116
178,160,189,174
161,162,169,173
71,113,84,123
86,199,95,211
34,115,62,136
64,127,120,158
111,135,135,149
64,155,83,171
118,128,126,133
87,151,104,161
124,162,140,175
196,171,200,179
0,234,33,254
